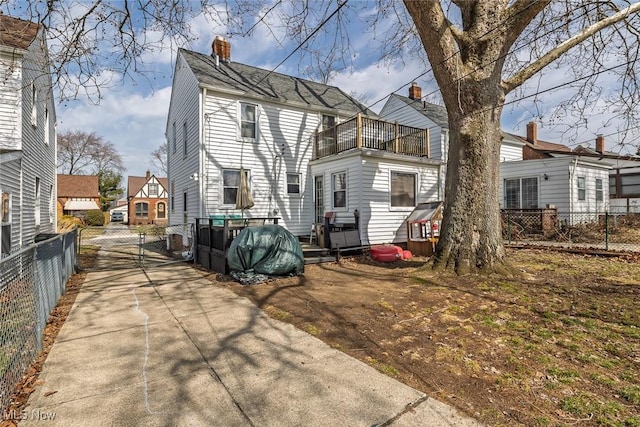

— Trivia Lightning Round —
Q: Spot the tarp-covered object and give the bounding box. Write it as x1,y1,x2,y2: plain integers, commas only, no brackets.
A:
227,225,304,280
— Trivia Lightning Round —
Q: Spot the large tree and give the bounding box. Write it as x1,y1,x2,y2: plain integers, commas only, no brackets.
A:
57,130,125,209
6,1,640,273
401,1,640,273
57,130,124,175
149,142,168,177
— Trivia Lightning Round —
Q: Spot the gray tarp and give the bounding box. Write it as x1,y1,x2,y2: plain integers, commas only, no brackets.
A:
227,225,304,284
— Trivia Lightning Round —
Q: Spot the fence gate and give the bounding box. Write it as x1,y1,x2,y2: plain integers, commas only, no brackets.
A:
78,224,173,270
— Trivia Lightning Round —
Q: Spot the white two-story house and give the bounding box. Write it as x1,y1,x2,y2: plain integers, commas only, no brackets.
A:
0,15,57,256
166,38,442,245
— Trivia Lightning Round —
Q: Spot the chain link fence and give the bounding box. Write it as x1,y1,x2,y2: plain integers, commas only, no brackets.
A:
502,209,640,252
78,224,183,270
0,229,77,412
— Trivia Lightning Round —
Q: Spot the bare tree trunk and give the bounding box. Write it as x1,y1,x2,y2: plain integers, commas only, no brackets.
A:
435,106,506,274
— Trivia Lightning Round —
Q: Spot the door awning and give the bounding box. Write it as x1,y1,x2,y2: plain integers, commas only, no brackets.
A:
64,200,100,210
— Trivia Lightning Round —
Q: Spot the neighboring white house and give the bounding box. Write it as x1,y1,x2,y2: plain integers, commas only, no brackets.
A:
166,38,441,245
0,15,57,256
380,89,617,216
499,156,611,215
379,85,524,198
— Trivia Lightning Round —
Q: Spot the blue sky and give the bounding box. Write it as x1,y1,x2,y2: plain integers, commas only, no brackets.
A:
47,3,639,178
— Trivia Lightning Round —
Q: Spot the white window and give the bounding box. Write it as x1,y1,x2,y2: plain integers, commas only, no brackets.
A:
390,171,416,207
222,169,250,205
172,122,177,153
182,122,188,156
148,183,158,196
171,180,175,212
31,83,37,127
504,177,538,209
331,171,347,209
240,103,257,139
1,191,10,256
322,115,335,131
1,191,10,224
35,177,41,226
595,178,603,202
44,107,50,145
49,185,54,224
577,176,586,201
286,173,301,195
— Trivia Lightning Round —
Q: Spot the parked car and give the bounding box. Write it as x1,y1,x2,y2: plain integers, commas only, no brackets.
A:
111,211,124,222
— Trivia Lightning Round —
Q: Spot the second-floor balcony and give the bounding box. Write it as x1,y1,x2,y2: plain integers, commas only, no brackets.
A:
314,114,430,160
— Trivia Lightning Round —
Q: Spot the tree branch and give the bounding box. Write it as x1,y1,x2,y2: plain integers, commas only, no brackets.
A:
403,0,465,85
503,1,640,93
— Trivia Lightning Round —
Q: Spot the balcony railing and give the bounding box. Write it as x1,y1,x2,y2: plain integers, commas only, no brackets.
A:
314,113,430,159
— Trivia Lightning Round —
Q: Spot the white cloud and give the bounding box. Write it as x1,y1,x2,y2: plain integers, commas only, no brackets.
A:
57,86,172,177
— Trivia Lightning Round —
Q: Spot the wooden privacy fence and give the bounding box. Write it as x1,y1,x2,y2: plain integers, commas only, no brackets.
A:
194,217,279,273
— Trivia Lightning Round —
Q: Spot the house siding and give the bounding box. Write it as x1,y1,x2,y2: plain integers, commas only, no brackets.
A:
201,92,320,236
0,51,22,151
19,28,56,243
379,96,445,161
500,138,524,162
0,27,56,253
0,157,22,253
167,53,201,226
310,151,439,245
500,157,610,214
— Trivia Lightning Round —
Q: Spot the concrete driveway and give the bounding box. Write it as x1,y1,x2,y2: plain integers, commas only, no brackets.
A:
22,255,482,426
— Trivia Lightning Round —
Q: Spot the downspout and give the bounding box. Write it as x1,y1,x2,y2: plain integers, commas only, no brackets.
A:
569,157,579,213
440,128,448,201
199,87,207,219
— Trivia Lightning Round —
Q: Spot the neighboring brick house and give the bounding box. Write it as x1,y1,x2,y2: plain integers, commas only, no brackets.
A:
56,174,101,219
127,171,168,226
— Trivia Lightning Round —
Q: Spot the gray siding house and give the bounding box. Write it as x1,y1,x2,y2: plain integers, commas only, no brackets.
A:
0,15,57,256
166,38,440,245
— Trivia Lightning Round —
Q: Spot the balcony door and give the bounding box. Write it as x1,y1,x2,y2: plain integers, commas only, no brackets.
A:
314,176,324,224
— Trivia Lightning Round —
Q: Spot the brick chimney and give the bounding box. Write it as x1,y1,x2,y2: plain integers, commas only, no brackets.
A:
526,121,537,145
595,134,604,154
409,82,422,101
145,170,150,179
212,36,231,62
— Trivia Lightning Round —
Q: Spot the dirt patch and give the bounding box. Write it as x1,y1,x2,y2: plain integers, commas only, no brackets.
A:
1,249,98,427
206,249,640,427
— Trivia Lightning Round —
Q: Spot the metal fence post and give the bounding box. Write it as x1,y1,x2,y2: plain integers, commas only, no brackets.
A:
139,231,145,267
507,210,511,244
605,211,609,251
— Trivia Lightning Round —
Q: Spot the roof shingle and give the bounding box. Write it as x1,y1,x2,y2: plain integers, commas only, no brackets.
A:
57,175,100,198
180,48,374,116
0,15,39,51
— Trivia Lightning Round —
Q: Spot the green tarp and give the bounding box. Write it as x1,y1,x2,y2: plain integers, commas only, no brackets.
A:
227,225,304,284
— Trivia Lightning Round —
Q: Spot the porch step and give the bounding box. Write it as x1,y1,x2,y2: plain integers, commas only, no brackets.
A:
300,242,331,257
304,256,338,265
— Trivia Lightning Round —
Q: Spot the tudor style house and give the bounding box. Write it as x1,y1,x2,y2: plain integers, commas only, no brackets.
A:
166,37,441,245
0,15,57,256
56,174,101,220
127,171,168,226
